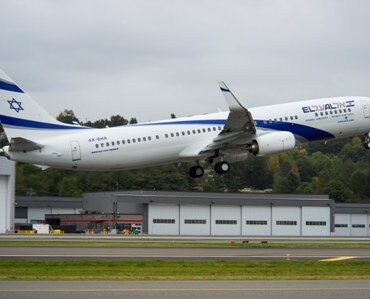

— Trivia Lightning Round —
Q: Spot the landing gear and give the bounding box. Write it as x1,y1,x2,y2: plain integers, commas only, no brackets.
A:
214,161,230,175
364,133,370,149
189,165,204,178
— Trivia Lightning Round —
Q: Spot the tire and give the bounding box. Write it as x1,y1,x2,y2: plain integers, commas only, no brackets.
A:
214,162,230,174
189,166,204,178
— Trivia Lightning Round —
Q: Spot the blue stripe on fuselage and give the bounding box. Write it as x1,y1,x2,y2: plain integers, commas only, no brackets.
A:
137,119,334,141
0,80,24,93
0,114,334,140
0,115,89,130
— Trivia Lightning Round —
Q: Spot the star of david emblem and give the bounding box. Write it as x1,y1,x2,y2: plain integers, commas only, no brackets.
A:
7,98,24,113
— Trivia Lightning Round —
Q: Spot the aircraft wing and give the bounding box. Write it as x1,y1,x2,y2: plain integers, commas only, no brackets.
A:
9,137,44,152
218,81,256,134
180,82,257,159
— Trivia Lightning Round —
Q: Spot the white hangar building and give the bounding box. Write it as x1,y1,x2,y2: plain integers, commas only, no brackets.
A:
0,157,15,234
85,191,336,237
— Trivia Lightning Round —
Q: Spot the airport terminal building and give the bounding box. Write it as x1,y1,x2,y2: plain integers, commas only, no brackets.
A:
13,190,370,237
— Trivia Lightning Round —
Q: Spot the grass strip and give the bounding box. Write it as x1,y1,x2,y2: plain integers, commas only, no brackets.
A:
0,240,370,249
0,260,369,280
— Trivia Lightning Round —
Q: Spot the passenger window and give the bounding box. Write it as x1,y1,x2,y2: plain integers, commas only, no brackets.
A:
176,132,179,137
320,112,324,116
101,143,104,147
218,126,221,130
106,142,109,147
213,127,216,131
279,118,283,122
127,139,131,144
187,131,191,135
295,116,298,119
274,118,277,122
348,108,351,112
122,140,125,144
334,110,337,114
207,128,211,132
192,130,196,134
197,129,201,133
95,144,99,148
143,137,146,141
171,133,174,137
111,141,115,146
182,131,185,136
138,138,141,142
315,113,318,117
148,136,151,141
339,109,342,113
165,134,168,138
290,116,294,120
329,111,333,115
117,141,120,145
285,117,288,121
132,138,136,143
343,108,347,113
156,135,159,139
202,128,206,133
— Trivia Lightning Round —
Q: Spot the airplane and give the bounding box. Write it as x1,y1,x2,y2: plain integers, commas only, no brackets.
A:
0,69,369,178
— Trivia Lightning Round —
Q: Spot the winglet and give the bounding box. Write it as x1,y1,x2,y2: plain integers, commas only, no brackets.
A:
218,81,247,111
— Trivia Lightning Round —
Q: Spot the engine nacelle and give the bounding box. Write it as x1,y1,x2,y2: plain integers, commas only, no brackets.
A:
248,131,296,156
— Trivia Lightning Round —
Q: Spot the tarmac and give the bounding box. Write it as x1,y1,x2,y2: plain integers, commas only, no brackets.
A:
0,246,369,260
1,281,370,299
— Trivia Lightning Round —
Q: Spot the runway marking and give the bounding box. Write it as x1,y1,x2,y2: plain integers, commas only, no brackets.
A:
1,287,370,292
0,254,369,259
320,256,357,262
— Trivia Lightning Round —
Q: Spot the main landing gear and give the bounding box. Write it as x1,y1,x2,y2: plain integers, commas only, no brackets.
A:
188,161,230,178
364,133,370,149
189,165,204,178
214,161,230,175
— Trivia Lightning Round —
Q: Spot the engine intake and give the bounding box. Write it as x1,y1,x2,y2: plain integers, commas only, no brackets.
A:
247,131,296,156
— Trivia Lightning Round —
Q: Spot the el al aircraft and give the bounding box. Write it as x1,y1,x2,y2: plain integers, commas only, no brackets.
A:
0,69,369,178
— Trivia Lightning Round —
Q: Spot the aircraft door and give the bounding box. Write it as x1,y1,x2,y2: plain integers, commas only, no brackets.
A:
361,100,370,118
70,141,81,161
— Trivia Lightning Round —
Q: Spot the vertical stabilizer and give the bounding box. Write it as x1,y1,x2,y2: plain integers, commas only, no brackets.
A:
0,69,87,141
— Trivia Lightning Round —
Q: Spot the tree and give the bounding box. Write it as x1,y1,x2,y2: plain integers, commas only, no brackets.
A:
57,109,80,124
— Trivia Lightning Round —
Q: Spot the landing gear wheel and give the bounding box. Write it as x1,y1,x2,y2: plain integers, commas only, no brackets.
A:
364,134,370,149
189,166,204,178
214,161,230,175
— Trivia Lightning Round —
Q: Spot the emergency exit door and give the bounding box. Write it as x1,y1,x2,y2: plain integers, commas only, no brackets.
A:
70,141,81,161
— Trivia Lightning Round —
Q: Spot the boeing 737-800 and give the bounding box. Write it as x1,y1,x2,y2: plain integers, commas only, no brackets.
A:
0,69,369,178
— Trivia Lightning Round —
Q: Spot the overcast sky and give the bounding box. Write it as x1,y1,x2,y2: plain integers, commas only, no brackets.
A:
1,0,370,123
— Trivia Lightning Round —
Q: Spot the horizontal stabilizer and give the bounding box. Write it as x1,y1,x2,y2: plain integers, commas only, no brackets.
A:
9,137,44,152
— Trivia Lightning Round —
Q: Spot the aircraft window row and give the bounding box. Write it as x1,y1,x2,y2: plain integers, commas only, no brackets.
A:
246,220,268,225
94,126,223,149
276,220,297,226
305,221,326,226
164,126,222,138
266,115,298,124
184,219,207,224
215,220,237,225
315,108,351,117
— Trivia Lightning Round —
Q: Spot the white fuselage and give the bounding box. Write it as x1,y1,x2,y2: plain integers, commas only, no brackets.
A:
5,96,370,170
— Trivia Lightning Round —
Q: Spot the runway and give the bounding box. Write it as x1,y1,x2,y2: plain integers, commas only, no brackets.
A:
0,246,369,260
1,281,370,299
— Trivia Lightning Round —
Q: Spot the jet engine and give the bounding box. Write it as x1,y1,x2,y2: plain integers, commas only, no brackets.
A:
247,131,296,156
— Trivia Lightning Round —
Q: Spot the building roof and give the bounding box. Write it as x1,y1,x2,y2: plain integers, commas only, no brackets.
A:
335,203,370,214
15,196,83,209
105,190,334,207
